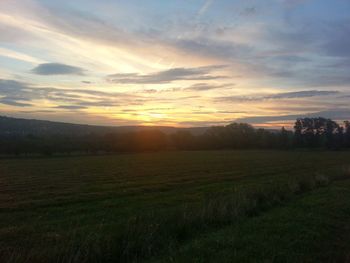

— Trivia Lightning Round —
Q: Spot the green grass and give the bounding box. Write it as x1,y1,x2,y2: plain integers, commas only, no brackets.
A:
1,150,350,262
155,180,350,263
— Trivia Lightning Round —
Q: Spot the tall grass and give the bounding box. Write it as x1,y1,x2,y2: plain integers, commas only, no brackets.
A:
110,168,349,262
3,168,350,263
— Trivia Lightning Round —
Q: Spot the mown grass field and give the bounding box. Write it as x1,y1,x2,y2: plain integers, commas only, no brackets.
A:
1,150,350,262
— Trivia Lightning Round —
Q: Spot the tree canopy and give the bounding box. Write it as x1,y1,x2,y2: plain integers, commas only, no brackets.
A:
1,117,350,156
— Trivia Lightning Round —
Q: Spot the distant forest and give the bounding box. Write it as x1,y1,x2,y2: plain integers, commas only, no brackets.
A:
1,117,350,156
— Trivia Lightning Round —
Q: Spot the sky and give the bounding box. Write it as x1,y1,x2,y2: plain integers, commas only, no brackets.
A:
0,0,350,128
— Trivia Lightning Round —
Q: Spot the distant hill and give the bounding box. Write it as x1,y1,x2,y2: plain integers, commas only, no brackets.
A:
0,116,208,136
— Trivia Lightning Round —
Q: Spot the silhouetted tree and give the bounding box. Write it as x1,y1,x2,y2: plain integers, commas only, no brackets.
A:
334,125,344,150
293,118,343,149
293,119,303,147
171,131,196,150
279,127,290,149
2,117,350,156
344,121,350,147
324,119,339,149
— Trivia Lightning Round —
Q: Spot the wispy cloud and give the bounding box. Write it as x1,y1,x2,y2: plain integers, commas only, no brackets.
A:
235,110,350,124
218,90,339,102
185,83,233,91
0,79,140,108
0,98,32,107
106,65,227,84
54,105,88,110
197,0,214,17
240,7,257,16
0,47,44,64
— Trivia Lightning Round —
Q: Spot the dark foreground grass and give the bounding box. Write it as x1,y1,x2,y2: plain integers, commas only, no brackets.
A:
114,172,341,262
154,179,350,263
1,151,350,262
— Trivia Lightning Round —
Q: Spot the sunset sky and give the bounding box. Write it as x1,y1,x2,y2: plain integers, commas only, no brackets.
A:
1,0,350,128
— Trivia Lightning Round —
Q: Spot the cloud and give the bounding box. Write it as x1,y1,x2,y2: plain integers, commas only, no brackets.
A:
0,79,27,93
54,105,88,110
173,38,253,63
278,0,310,8
219,90,339,102
31,63,85,75
2,0,350,90
19,110,56,113
138,89,158,94
178,120,227,127
322,21,350,58
264,90,339,99
235,110,350,124
185,83,233,91
0,98,32,107
198,0,214,17
0,79,141,109
136,83,233,93
240,7,257,16
0,3,218,74
0,79,33,107
106,65,227,84
75,100,121,107
1,0,350,127
0,47,44,64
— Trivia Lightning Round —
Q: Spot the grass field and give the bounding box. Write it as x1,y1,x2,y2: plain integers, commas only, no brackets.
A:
1,150,350,262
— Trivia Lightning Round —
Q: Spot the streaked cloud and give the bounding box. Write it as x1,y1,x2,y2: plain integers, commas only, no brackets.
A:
55,105,88,110
0,98,32,107
235,110,350,124
218,90,339,102
0,47,44,64
0,79,140,108
197,0,214,17
185,83,233,91
106,65,227,84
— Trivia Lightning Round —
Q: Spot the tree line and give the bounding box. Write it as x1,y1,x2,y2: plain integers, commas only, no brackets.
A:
1,117,350,156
